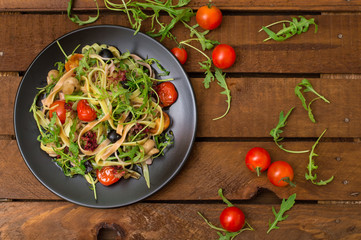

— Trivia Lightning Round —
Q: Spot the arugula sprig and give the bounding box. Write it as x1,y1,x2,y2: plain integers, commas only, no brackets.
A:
267,193,296,234
295,79,330,123
67,0,99,26
179,40,231,120
270,107,309,154
198,189,254,240
305,129,334,185
259,16,318,42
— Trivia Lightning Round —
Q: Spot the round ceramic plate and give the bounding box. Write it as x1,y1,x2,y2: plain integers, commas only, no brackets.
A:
14,25,197,208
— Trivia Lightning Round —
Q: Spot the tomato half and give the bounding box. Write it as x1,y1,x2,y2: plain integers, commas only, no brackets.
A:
96,166,124,186
156,82,178,107
196,4,223,30
245,147,271,176
65,53,83,72
77,99,97,122
212,44,236,69
49,100,66,124
267,161,294,187
171,47,187,65
220,206,245,232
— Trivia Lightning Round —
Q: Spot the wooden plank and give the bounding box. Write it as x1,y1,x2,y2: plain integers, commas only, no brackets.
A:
1,0,361,12
1,201,361,239
6,76,361,138
1,14,361,74
2,140,361,201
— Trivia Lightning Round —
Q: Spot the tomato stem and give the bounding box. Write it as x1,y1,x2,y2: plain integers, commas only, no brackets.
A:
256,166,261,177
218,188,233,207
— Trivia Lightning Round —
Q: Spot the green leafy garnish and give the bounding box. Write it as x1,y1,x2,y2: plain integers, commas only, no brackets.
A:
198,189,254,240
179,41,231,120
295,79,330,123
270,107,309,154
267,193,296,234
213,68,231,121
67,0,99,26
259,16,318,42
305,129,334,185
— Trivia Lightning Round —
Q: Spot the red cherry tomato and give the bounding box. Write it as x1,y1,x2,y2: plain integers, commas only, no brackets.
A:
245,147,271,176
267,161,294,187
49,100,66,124
196,4,223,30
212,44,236,69
171,47,187,64
65,53,83,72
156,82,178,107
96,166,124,186
220,206,245,232
77,99,97,122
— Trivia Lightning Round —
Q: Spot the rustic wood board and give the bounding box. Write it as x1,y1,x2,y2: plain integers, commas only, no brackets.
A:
1,14,361,74
1,0,361,11
1,201,361,240
6,76,361,138
2,140,361,201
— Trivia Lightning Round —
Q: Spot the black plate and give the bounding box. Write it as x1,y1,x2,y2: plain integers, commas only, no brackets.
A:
14,25,197,208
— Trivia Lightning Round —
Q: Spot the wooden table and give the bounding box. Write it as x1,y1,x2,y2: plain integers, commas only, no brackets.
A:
2,1,361,239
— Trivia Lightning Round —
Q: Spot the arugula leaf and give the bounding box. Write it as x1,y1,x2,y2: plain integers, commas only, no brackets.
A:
153,131,174,158
259,16,318,42
213,68,231,120
67,0,99,26
38,114,60,146
305,129,334,185
295,79,330,123
270,107,309,154
267,193,296,234
198,188,254,240
199,60,214,89
183,23,219,51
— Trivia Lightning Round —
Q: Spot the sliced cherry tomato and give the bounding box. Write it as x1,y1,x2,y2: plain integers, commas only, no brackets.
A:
212,44,236,69
149,112,170,134
156,82,178,107
171,47,187,64
245,147,271,176
196,4,223,30
267,161,295,187
49,100,66,124
220,206,245,232
65,53,83,72
96,166,124,186
77,99,97,122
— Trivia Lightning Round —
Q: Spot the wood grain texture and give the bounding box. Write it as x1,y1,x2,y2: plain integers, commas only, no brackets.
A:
1,201,361,240
2,140,361,201
1,0,361,11
5,76,361,137
1,14,361,74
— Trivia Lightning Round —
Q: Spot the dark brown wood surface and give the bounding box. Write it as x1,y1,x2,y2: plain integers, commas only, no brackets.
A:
1,0,361,11
2,1,361,239
1,202,361,240
1,14,361,74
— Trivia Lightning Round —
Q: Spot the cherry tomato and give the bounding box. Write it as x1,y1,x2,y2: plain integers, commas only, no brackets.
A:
156,82,178,107
96,166,124,186
245,147,271,176
212,44,236,69
220,206,245,232
77,99,97,122
267,161,294,187
196,4,223,30
171,47,187,65
65,53,83,72
49,100,66,124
